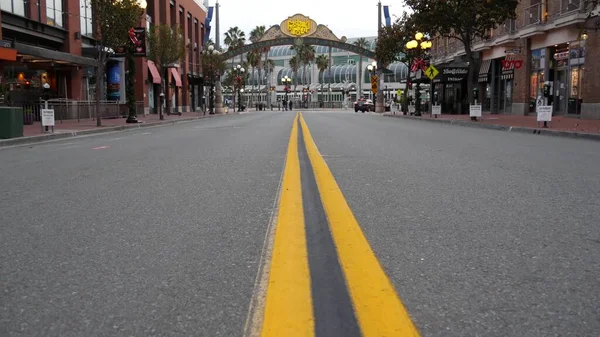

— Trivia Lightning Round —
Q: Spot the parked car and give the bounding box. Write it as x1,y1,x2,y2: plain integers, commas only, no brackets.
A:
355,99,374,113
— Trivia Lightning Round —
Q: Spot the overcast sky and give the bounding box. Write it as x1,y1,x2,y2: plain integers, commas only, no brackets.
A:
211,0,408,44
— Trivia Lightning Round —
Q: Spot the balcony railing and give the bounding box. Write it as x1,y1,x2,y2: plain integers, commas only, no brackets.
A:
560,0,584,14
495,19,517,36
523,3,543,27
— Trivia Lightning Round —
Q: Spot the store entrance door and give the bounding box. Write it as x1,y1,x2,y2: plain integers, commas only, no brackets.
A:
554,69,567,115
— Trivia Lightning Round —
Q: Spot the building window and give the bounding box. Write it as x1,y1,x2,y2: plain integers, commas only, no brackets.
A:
1,0,25,16
46,0,64,27
80,0,93,37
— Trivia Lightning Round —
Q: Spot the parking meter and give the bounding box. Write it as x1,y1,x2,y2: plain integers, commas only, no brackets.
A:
41,83,51,131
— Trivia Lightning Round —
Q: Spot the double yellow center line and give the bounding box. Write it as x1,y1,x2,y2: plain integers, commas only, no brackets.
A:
259,112,420,337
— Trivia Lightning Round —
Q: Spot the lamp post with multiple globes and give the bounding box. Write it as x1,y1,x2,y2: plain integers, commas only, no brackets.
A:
405,32,432,116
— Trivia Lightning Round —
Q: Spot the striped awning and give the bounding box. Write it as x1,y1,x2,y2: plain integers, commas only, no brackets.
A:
501,54,516,80
478,59,492,83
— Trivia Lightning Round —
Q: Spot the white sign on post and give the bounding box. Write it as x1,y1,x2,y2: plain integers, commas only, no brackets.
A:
408,105,416,114
537,105,553,122
431,105,442,115
41,109,55,126
470,104,482,117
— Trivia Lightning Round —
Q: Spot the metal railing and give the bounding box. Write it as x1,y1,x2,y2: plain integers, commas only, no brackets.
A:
560,0,584,14
18,99,122,123
523,3,543,27
495,19,518,36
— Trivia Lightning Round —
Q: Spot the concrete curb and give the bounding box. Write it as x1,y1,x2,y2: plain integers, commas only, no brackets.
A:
383,114,600,142
0,113,229,148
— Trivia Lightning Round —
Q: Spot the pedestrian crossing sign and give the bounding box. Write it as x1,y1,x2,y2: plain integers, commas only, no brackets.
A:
425,65,439,80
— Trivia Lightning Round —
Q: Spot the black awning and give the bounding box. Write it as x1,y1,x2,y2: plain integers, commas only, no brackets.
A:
14,42,97,67
478,59,492,83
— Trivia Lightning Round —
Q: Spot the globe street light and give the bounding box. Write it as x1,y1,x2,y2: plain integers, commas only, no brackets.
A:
405,32,431,116
282,75,292,110
232,65,245,111
203,45,220,114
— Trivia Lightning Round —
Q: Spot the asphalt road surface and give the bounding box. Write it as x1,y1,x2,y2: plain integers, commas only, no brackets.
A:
1,110,598,337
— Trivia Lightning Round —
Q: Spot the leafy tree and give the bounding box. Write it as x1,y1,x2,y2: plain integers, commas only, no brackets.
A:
353,38,369,95
375,13,418,111
199,42,228,113
91,0,144,126
404,0,518,105
146,24,186,119
315,54,329,101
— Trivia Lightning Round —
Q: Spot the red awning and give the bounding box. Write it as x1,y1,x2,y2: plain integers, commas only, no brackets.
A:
170,67,182,87
147,60,161,84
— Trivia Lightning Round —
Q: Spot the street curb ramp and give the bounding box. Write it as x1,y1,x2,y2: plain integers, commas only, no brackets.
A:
383,114,600,142
0,114,230,148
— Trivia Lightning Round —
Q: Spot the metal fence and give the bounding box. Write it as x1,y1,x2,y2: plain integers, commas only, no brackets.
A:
15,99,146,123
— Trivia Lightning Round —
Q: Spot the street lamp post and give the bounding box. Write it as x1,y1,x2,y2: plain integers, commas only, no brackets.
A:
202,44,222,114
232,64,245,112
367,61,377,110
405,32,432,116
125,0,147,124
282,75,292,111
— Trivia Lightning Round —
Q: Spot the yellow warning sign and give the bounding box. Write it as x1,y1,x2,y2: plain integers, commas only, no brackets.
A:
371,75,378,94
424,65,439,80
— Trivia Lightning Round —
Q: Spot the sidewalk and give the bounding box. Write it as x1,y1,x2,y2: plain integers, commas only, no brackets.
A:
384,112,600,141
1,111,227,148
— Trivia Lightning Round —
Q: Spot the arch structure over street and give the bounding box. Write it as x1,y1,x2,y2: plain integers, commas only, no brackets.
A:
220,13,376,60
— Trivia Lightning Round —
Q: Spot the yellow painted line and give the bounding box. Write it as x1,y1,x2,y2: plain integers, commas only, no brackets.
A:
299,113,421,337
261,113,315,337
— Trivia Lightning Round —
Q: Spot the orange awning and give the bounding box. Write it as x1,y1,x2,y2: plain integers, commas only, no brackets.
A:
147,60,161,84
0,48,18,61
170,67,182,87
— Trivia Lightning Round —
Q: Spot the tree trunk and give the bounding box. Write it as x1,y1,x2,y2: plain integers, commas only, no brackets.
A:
163,67,169,118
95,57,104,127
463,37,476,119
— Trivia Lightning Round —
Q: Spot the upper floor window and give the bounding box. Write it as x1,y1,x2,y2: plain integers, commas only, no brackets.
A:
80,0,93,37
0,0,26,17
46,0,63,27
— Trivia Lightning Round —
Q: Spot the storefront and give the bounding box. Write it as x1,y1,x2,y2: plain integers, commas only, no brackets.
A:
567,40,585,115
432,63,469,114
529,48,546,113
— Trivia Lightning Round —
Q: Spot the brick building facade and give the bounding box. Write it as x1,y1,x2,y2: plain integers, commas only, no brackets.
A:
430,0,600,119
1,0,207,114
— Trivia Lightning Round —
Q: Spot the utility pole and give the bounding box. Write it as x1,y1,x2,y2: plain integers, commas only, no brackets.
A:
376,0,384,112
215,1,220,50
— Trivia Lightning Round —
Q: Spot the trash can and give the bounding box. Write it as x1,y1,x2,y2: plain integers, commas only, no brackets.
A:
0,107,24,139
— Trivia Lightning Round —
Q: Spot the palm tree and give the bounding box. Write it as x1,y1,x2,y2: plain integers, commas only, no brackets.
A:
224,26,246,65
291,44,315,86
289,55,300,98
246,51,259,108
315,54,328,103
353,38,369,99
249,25,266,102
265,59,276,106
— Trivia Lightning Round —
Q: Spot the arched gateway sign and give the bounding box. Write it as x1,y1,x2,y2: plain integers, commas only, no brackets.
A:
220,14,376,60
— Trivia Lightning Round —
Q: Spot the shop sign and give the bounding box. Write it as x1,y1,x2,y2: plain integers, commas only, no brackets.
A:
501,59,523,70
432,66,469,83
0,40,12,48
